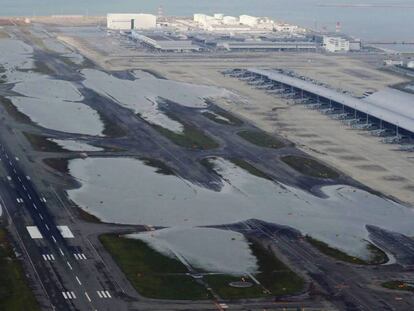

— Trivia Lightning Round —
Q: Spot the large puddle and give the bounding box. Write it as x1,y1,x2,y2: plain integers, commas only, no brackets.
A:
132,227,258,275
81,69,233,133
0,38,104,136
67,157,414,267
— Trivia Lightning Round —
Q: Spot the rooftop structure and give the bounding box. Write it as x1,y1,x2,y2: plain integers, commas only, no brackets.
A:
107,13,157,30
218,40,316,51
192,13,304,34
131,31,201,52
249,68,414,134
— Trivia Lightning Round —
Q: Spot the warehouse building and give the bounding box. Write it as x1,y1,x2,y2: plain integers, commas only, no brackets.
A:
131,32,201,52
107,13,157,30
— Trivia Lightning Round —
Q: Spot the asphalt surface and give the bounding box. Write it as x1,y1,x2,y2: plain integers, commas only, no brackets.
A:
0,25,413,311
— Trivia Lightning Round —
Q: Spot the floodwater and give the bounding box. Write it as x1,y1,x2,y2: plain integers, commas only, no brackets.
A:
67,156,414,266
49,139,103,152
132,227,258,275
0,38,104,136
81,69,234,133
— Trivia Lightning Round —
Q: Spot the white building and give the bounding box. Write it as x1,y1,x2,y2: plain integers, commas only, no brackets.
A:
274,23,300,33
239,15,259,27
107,13,157,30
323,36,350,52
407,61,414,69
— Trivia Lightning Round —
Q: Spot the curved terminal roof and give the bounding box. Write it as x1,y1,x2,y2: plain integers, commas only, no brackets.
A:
249,68,414,133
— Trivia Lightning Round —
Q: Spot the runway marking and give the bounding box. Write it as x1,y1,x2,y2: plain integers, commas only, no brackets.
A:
62,291,76,300
75,276,82,285
85,292,91,302
74,253,87,260
16,198,23,203
22,185,26,190
6,176,11,181
8,161,12,166
57,225,74,238
45,224,50,231
38,213,43,220
5,154,8,159
51,235,57,243
59,248,64,256
15,156,19,161
26,175,31,180
41,197,47,203
33,203,37,210
28,194,31,199
13,168,16,173
97,290,111,299
67,261,73,270
17,177,21,182
42,254,55,261
26,226,43,239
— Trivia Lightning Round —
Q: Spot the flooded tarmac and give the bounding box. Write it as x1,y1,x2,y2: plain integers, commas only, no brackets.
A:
81,69,234,133
132,227,258,275
49,139,103,152
67,156,414,265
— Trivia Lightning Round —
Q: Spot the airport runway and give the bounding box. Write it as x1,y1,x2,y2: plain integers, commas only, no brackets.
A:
0,142,133,311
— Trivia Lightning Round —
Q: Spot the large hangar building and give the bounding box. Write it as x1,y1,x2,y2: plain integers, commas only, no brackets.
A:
107,13,157,30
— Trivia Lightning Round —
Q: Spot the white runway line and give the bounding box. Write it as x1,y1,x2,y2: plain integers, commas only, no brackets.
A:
101,291,108,298
71,291,76,299
85,292,92,302
105,291,111,298
59,248,64,256
62,292,68,300
51,235,57,243
45,224,50,231
26,175,31,180
67,261,73,270
97,291,103,298
33,203,37,210
38,213,43,220
75,276,82,285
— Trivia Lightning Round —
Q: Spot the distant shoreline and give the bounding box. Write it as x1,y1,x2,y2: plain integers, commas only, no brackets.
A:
318,3,414,8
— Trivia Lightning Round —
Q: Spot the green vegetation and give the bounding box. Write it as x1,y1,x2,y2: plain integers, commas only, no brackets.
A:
281,155,339,179
237,130,285,149
23,132,65,152
306,236,388,265
0,228,40,310
230,159,273,181
99,234,209,300
149,113,219,150
382,280,414,292
207,241,303,299
205,275,265,299
250,241,304,296
202,108,243,126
